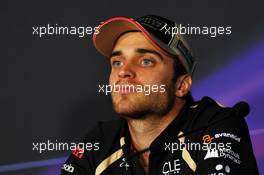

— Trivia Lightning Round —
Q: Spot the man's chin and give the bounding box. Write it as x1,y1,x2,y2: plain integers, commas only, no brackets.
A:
115,110,149,120
112,103,148,119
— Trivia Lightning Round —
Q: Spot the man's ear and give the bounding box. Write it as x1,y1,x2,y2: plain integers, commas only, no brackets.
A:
175,74,192,97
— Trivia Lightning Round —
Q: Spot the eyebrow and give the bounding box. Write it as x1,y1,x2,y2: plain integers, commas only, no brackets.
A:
109,51,122,59
109,48,163,60
136,48,163,60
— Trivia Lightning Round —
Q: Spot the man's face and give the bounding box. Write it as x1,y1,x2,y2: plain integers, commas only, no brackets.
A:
109,32,177,118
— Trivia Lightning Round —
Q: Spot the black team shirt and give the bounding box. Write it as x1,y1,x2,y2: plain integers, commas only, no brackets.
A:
61,96,259,175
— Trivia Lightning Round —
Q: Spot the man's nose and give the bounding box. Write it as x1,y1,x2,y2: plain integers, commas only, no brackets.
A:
118,63,135,79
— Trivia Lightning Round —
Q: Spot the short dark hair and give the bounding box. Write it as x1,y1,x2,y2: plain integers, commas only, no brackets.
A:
172,56,194,103
172,56,187,82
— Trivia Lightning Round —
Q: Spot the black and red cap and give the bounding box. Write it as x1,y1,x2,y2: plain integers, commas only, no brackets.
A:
93,15,196,75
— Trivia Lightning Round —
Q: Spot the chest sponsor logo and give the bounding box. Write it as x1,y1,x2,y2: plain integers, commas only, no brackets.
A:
204,147,241,164
203,134,214,144
204,148,219,159
119,158,130,171
162,159,181,175
61,164,74,173
208,164,231,175
72,147,84,159
214,133,241,142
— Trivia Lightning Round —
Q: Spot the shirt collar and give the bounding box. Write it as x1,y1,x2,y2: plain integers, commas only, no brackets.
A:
119,101,191,153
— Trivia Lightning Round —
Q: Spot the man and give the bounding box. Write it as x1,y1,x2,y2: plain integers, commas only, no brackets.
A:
61,15,259,175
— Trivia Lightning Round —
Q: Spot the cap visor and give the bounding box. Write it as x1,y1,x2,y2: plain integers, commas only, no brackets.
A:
93,17,162,57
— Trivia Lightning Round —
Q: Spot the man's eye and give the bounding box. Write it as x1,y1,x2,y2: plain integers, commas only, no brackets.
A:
112,60,123,67
141,59,154,66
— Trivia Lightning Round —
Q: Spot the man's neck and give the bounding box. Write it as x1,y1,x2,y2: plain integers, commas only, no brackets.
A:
127,99,185,173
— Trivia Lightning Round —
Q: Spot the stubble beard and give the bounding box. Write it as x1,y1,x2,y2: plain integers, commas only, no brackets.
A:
111,83,176,119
